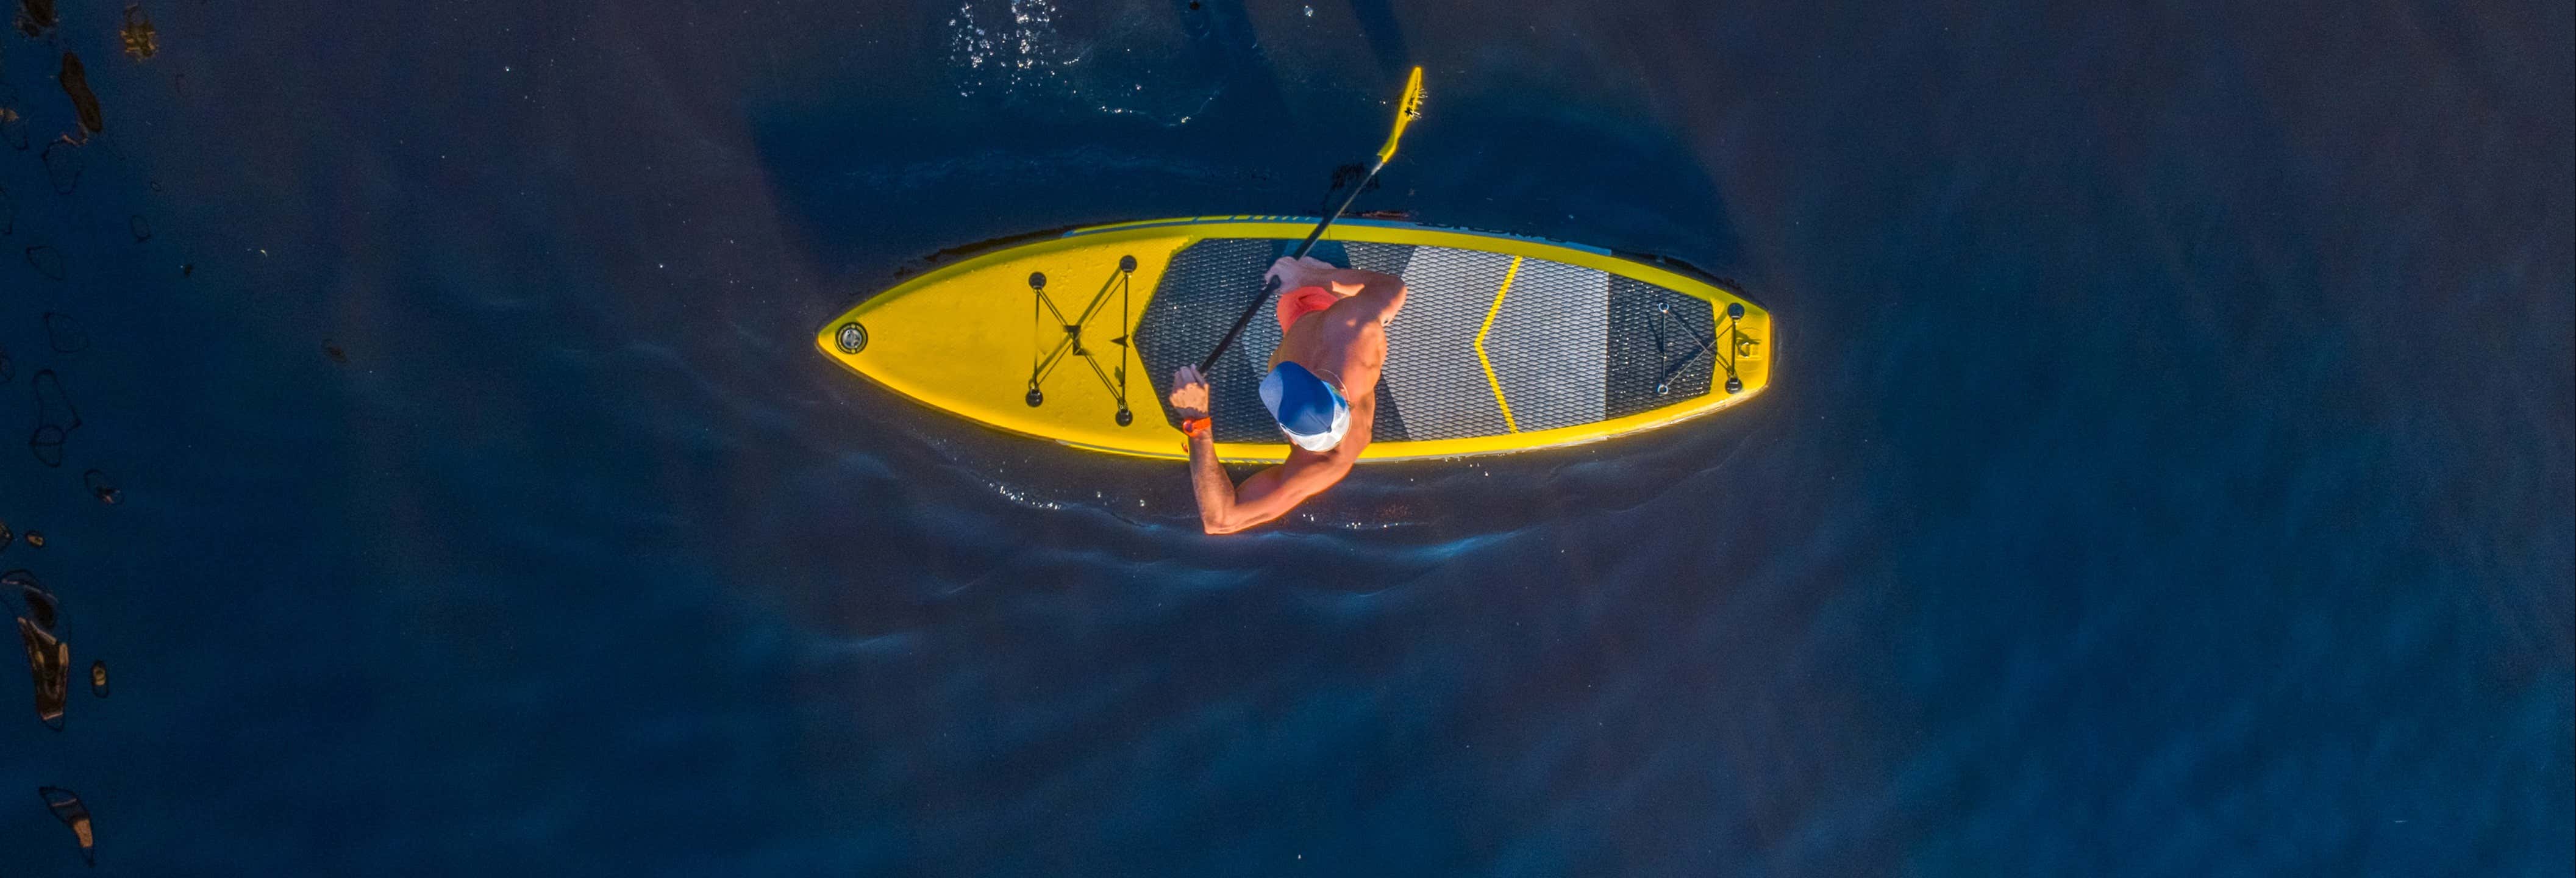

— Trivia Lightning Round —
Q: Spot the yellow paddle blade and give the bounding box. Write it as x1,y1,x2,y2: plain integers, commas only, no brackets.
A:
1374,66,1426,166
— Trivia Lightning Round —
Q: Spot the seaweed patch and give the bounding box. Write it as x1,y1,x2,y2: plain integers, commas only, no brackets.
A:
16,619,64,729
24,244,63,280
9,572,70,732
121,5,157,60
43,312,87,353
59,53,103,137
36,787,95,866
30,369,81,467
13,572,68,730
15,0,54,37
84,469,120,504
10,571,58,630
40,140,82,193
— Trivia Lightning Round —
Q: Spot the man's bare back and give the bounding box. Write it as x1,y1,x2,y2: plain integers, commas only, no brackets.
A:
1168,257,1408,534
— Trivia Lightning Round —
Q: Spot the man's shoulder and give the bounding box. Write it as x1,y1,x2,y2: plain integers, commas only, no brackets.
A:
1320,293,1381,319
1316,302,1389,340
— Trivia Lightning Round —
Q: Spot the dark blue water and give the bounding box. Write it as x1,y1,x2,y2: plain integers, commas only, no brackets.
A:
0,0,2566,874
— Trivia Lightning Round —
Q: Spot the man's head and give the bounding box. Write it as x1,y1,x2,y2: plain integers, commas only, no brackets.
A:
1260,362,1350,452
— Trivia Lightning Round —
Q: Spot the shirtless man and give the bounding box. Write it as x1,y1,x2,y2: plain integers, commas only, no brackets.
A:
1168,256,1409,534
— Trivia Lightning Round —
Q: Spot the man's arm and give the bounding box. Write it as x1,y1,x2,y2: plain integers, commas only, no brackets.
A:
1272,258,1408,324
1169,365,1361,535
1331,268,1408,324
1187,438,1351,535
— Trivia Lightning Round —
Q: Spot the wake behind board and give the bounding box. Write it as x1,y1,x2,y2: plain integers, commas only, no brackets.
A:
815,216,1774,463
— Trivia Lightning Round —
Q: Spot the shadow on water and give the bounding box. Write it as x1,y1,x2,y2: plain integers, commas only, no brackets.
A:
1343,0,1410,79
754,0,1329,274
1404,90,1747,273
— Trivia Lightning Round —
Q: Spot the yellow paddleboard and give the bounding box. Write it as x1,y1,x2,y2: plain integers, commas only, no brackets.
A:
815,216,1774,463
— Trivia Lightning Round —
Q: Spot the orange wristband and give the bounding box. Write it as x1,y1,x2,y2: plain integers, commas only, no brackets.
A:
1180,416,1211,439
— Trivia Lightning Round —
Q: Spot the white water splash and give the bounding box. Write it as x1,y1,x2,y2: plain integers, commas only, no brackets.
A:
941,0,1218,126
947,0,1065,98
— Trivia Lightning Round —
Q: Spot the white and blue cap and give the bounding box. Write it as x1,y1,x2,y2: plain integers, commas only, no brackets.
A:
1258,362,1351,452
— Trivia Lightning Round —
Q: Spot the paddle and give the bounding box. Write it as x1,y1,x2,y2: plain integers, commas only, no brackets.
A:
1196,66,1426,374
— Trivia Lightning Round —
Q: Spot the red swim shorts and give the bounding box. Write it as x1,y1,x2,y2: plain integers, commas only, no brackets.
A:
1276,286,1340,332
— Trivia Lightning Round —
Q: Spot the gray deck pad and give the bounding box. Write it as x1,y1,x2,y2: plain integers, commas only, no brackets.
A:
1136,239,1712,444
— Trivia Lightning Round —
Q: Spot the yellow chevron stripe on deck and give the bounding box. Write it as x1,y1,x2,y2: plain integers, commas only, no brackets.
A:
1473,255,1524,432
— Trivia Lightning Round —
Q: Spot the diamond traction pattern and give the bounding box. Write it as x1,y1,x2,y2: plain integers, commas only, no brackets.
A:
1604,276,1717,419
1134,238,1279,442
1341,242,1415,441
1378,246,1515,440
1481,258,1610,433
1137,238,1713,445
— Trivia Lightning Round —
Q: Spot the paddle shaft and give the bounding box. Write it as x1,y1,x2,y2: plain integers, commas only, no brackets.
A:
1194,159,1385,375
